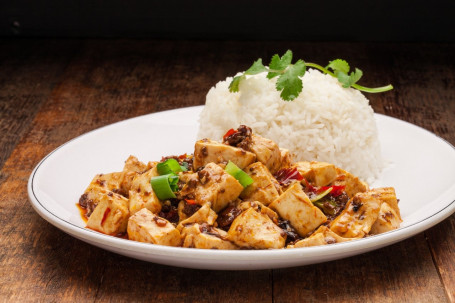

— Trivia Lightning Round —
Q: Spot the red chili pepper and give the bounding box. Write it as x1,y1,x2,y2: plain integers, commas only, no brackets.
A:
301,177,317,193
318,186,330,194
317,185,345,196
185,199,197,205
329,185,345,197
101,207,111,226
178,153,187,159
223,128,237,141
275,167,304,186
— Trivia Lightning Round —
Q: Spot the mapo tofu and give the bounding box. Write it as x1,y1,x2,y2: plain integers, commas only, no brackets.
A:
78,125,400,249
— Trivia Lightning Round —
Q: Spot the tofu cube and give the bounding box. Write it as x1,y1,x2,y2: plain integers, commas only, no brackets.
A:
269,182,327,237
193,139,256,170
237,201,279,223
330,190,382,238
86,190,130,235
128,167,162,215
240,162,281,205
295,161,337,187
249,134,282,174
227,207,286,249
80,172,125,209
185,163,244,212
88,172,125,191
127,208,181,246
177,203,218,231
181,223,238,249
310,162,338,186
119,155,153,196
287,226,351,248
372,187,401,220
370,202,402,234
333,167,369,198
279,148,293,169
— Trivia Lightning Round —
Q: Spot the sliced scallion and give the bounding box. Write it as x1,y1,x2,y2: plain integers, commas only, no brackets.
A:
313,199,337,216
310,187,333,203
225,161,254,188
157,158,187,175
150,174,179,200
180,161,189,171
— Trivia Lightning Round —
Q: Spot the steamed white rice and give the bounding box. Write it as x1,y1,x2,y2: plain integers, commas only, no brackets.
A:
197,69,383,182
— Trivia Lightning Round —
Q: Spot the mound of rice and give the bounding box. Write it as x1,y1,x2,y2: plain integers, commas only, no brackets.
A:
197,69,383,182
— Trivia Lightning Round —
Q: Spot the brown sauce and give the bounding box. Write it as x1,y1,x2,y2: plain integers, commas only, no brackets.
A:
76,203,88,223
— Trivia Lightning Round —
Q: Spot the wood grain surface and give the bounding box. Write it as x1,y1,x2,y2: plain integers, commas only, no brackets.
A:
0,39,454,302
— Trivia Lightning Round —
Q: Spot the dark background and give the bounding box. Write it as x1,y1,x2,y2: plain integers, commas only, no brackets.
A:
1,0,454,41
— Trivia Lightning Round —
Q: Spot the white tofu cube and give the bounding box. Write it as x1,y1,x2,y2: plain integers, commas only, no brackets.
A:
237,201,279,223
193,139,256,170
240,162,281,205
295,161,337,187
86,190,130,235
177,203,218,232
119,155,153,196
279,148,293,169
87,172,124,192
79,172,125,215
249,134,282,174
370,202,402,234
372,187,401,220
334,167,369,198
330,190,382,238
287,226,351,248
269,182,327,237
127,208,181,246
181,163,244,212
227,207,286,249
181,223,238,250
128,167,162,215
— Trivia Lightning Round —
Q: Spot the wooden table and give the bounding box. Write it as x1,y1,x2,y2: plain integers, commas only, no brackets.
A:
0,39,454,302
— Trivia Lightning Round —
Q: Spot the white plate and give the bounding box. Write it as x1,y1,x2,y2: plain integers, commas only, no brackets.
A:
28,106,455,270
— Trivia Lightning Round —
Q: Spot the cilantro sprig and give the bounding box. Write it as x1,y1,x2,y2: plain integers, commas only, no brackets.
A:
228,50,393,101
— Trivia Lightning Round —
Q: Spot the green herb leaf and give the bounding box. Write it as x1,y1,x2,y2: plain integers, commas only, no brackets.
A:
350,68,363,84
228,51,393,100
326,59,350,75
228,75,245,93
245,59,268,75
276,59,306,101
267,50,293,79
337,68,363,88
326,59,364,88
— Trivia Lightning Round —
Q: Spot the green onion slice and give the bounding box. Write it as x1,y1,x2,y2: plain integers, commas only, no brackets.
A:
225,161,254,188
310,187,333,203
180,161,189,171
157,158,187,175
150,174,179,200
313,200,337,216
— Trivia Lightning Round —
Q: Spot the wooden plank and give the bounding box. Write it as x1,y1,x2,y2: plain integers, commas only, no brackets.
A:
273,235,447,302
0,137,108,301
95,258,271,302
384,43,455,302
427,218,455,302
373,43,455,302
0,39,80,170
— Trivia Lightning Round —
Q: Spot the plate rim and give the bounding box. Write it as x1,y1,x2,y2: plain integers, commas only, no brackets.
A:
27,106,455,268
